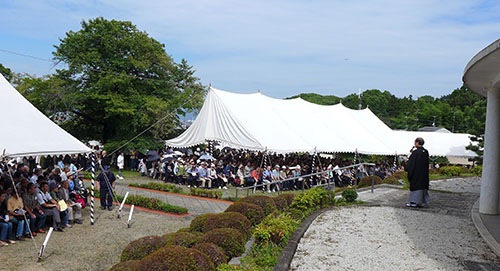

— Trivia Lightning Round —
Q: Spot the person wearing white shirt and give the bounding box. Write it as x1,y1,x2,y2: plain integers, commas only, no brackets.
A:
117,153,125,179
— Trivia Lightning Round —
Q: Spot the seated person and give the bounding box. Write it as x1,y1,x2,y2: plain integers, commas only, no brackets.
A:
36,182,63,232
186,162,199,188
22,183,47,234
0,190,15,245
7,190,30,240
58,180,83,225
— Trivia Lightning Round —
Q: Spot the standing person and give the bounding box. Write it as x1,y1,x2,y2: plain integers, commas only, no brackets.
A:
97,166,116,211
130,149,137,171
117,152,125,180
405,137,430,208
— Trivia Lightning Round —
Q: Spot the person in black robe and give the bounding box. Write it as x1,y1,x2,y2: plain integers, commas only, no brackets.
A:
405,137,430,207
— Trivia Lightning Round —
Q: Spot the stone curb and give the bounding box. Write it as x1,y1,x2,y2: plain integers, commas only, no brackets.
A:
471,199,500,258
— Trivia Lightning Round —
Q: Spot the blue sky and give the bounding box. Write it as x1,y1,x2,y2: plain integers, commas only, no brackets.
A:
1,0,500,99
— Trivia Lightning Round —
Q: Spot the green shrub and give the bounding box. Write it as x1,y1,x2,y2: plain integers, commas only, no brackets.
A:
200,228,245,258
203,212,251,240
109,260,142,271
284,208,310,221
140,245,215,271
358,175,383,187
290,187,329,211
392,171,405,180
190,213,217,232
383,176,399,185
342,189,358,203
114,194,188,214
120,235,166,262
273,194,297,211
439,166,467,177
193,243,228,267
253,214,298,247
225,202,265,226
177,227,192,233
238,195,277,216
336,197,347,206
471,166,482,176
190,187,223,199
163,231,200,248
129,182,186,194
429,168,440,175
216,264,244,271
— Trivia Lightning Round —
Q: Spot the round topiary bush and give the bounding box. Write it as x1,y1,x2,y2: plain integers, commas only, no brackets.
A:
277,193,295,206
193,242,227,267
383,176,399,185
120,235,167,262
140,245,215,271
238,195,277,216
190,213,217,232
203,212,251,240
176,227,192,233
163,231,200,248
392,171,405,180
358,175,383,187
342,189,358,203
109,260,142,271
200,228,245,258
225,202,265,226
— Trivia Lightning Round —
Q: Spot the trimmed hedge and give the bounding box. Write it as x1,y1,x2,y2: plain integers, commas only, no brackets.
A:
193,242,228,267
163,232,200,248
200,228,245,258
141,245,215,271
254,214,298,247
392,171,405,180
225,202,265,226
342,189,358,203
358,175,383,187
190,213,217,232
238,195,277,216
383,176,400,185
129,182,186,194
439,166,467,177
290,187,329,211
109,260,142,271
190,187,223,199
203,212,251,240
120,235,166,262
471,166,482,176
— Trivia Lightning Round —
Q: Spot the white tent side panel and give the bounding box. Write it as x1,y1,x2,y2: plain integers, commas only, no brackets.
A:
0,74,91,157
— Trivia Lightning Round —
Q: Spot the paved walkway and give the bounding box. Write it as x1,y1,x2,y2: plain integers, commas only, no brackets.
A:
291,177,500,271
113,182,232,215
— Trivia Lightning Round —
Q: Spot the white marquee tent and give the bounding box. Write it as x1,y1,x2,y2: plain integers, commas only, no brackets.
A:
0,74,91,157
166,87,477,157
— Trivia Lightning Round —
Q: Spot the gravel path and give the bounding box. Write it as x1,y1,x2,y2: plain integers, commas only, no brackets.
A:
291,177,499,271
0,203,191,271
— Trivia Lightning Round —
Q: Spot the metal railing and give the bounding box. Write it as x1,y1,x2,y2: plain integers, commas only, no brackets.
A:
235,162,376,199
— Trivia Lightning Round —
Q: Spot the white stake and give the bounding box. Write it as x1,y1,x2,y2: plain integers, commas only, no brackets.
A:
38,227,54,261
127,205,134,228
118,192,129,218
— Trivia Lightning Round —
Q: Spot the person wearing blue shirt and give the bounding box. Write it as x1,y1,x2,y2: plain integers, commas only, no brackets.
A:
96,166,116,211
263,166,273,193
186,162,199,188
198,162,210,188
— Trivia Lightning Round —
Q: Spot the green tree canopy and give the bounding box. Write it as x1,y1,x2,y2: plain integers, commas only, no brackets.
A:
21,17,207,151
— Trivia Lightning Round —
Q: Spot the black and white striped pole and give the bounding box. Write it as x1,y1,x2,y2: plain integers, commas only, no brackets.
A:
90,154,96,225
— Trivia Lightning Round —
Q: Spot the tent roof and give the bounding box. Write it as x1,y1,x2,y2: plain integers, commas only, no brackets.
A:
0,74,91,157
167,87,477,157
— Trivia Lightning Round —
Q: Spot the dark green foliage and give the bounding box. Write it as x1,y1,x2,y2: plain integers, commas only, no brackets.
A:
358,175,383,187
392,171,405,180
129,182,185,194
120,235,166,262
190,187,223,199
200,228,245,258
290,187,329,211
0,63,12,81
238,195,277,216
115,194,188,214
342,189,358,203
140,245,215,271
471,166,482,176
190,213,216,232
193,243,228,267
225,202,265,226
383,176,399,185
176,227,192,233
109,260,142,271
203,212,251,240
439,166,467,177
163,232,200,248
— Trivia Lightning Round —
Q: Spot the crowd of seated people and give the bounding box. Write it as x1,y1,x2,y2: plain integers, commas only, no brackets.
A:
0,159,86,247
131,147,397,192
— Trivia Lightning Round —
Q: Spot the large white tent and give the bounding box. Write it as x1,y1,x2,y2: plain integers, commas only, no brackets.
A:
0,74,91,157
167,87,477,157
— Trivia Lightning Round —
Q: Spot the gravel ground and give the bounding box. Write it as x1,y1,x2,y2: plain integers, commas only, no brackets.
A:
291,206,497,271
430,177,481,194
0,203,191,271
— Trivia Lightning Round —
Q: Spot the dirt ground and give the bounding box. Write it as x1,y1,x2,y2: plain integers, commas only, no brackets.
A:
0,202,192,271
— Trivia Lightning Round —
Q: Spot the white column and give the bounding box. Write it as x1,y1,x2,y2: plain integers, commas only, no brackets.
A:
480,88,500,215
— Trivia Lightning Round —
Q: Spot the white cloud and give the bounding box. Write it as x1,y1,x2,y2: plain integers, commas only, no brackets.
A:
1,0,500,97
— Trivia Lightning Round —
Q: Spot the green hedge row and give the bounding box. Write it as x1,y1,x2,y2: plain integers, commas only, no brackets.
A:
190,187,223,199
129,182,186,194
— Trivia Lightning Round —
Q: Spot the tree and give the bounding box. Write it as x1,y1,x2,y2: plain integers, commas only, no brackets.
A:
0,63,12,81
48,17,206,150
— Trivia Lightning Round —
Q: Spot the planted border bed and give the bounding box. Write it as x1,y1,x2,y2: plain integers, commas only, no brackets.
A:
129,182,223,199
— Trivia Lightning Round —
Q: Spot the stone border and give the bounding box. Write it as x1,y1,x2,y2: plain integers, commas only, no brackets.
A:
471,199,500,257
